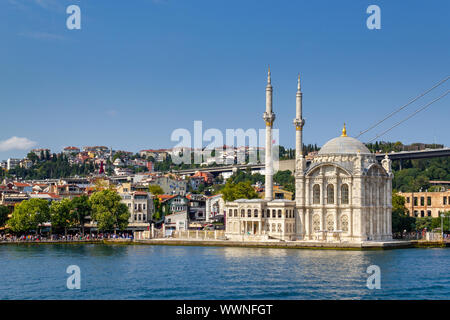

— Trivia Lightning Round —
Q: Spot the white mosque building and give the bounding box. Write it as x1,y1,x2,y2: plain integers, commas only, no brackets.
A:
224,69,393,243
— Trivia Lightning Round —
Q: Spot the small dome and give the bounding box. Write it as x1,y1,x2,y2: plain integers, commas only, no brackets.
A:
318,136,371,155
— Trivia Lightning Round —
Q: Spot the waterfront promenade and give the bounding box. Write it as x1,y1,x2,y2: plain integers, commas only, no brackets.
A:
1,235,448,249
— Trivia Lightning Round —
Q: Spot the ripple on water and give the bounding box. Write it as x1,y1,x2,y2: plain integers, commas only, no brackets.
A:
0,245,449,299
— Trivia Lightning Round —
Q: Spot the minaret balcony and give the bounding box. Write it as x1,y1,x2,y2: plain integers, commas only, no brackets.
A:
263,112,276,126
293,118,305,130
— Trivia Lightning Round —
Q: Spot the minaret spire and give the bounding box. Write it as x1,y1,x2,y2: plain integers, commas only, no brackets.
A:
263,66,275,201
294,73,305,174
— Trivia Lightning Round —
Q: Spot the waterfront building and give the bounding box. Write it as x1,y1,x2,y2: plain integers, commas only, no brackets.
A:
187,194,207,221
164,211,188,231
397,190,450,218
205,194,225,222
225,70,393,243
120,190,154,231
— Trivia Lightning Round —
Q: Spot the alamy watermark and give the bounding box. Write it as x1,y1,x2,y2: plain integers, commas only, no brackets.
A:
66,265,81,290
66,5,81,30
366,5,381,30
366,265,381,289
170,121,280,168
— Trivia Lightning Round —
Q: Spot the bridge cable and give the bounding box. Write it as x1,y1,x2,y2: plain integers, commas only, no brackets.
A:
357,75,449,138
367,90,449,143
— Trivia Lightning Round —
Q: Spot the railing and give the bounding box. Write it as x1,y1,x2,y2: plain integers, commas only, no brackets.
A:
136,229,226,240
169,230,226,240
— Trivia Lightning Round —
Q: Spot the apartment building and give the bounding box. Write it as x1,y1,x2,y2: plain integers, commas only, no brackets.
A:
398,190,450,218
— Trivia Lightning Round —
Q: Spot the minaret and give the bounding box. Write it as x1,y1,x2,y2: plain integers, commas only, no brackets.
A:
263,67,275,201
293,74,305,173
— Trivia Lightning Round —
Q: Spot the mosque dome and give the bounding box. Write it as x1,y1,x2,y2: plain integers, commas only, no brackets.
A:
318,124,371,155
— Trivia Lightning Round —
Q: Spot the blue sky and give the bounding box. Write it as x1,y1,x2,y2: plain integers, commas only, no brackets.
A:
1,0,449,160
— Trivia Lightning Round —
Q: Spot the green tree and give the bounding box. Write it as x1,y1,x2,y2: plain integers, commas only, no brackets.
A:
392,194,415,234
430,212,450,231
149,185,164,195
27,152,38,163
89,190,130,233
152,197,168,221
71,195,92,235
8,199,50,234
0,205,10,228
415,217,433,231
222,181,260,202
50,198,75,236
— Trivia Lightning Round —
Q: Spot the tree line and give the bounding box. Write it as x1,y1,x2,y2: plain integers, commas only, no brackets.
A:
7,153,97,180
0,190,130,235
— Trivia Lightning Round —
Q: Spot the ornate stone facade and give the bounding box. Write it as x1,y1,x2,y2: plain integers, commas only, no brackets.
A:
225,71,393,243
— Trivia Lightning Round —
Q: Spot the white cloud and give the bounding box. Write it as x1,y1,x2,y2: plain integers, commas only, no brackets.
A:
0,137,37,152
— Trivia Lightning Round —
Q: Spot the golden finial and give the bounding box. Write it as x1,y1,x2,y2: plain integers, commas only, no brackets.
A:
341,123,347,137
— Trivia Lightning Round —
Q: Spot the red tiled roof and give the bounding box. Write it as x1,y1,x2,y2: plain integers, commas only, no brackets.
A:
157,194,176,201
14,182,31,187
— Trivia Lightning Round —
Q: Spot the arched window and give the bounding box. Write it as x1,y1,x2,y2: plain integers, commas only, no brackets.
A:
341,215,349,232
326,214,334,231
313,184,320,204
278,210,282,218
327,184,334,204
241,209,245,217
272,210,276,218
254,209,258,217
313,214,320,232
341,184,349,204
247,209,251,217
234,209,237,217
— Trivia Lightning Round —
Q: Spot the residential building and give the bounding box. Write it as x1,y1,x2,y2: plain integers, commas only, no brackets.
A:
150,176,187,195
397,190,450,218
187,194,206,221
20,159,33,169
30,148,50,159
164,211,188,231
7,158,21,170
139,149,169,162
120,191,154,230
63,146,81,155
205,194,225,222
158,194,188,215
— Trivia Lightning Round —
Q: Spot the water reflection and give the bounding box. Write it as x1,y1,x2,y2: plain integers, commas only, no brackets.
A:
0,245,448,299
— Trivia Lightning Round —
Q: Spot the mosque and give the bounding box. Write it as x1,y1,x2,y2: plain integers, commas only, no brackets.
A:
224,69,393,243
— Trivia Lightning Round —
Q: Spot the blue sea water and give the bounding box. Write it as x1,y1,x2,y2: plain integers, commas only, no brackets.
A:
0,244,448,300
